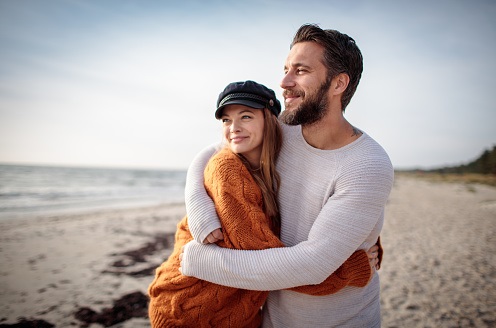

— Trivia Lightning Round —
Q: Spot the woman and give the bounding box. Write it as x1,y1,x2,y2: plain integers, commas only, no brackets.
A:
148,81,377,327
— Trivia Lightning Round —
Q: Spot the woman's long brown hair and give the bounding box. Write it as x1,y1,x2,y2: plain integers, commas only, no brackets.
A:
238,108,282,229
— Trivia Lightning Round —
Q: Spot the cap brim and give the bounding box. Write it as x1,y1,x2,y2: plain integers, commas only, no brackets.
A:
215,99,265,119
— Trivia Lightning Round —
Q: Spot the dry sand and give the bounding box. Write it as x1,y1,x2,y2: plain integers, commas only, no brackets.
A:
380,175,495,327
0,175,495,327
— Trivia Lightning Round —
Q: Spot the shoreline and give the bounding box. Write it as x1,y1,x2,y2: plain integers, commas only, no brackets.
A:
0,176,495,327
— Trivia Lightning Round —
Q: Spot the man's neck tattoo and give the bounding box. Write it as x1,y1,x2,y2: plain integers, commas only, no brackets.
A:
351,126,363,137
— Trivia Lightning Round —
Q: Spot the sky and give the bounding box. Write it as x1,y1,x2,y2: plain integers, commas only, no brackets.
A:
0,0,495,170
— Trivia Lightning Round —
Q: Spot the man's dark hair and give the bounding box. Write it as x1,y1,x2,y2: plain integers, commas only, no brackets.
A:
291,24,363,111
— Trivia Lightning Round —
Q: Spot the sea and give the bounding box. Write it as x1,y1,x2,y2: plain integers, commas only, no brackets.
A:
0,164,187,220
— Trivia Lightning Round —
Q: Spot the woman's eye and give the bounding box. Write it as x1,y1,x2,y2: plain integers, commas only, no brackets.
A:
242,115,252,119
221,118,230,123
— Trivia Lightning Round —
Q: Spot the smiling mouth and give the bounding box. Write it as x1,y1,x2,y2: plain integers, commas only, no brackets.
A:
231,136,246,142
283,90,303,102
284,89,303,96
284,95,301,106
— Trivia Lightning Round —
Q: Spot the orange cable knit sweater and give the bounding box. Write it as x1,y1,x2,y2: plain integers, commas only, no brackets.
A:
148,148,373,328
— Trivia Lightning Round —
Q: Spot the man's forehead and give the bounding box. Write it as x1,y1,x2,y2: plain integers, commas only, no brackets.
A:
284,42,324,68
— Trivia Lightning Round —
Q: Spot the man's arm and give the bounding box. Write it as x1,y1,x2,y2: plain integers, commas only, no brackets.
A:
184,143,222,243
180,158,394,291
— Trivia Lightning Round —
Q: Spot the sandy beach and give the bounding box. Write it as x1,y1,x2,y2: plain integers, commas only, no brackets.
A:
0,175,495,327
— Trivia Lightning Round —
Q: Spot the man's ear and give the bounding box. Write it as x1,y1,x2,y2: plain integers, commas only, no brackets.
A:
332,73,350,96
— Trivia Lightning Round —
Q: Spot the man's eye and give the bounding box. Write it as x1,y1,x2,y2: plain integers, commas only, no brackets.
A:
242,115,252,119
222,118,230,123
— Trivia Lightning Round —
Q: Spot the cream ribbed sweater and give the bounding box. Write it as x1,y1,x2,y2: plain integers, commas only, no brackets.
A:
183,124,394,327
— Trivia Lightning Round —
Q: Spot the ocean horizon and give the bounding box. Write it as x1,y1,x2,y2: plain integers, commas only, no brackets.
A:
0,163,187,220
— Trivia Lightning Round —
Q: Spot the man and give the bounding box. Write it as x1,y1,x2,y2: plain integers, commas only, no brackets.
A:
181,24,394,327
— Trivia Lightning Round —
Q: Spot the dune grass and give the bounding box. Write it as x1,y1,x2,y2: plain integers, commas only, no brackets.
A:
395,171,496,188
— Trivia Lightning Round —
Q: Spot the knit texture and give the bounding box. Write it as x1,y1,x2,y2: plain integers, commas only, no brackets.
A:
148,147,373,327
182,125,394,327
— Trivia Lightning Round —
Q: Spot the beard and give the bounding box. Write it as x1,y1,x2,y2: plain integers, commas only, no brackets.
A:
279,77,332,126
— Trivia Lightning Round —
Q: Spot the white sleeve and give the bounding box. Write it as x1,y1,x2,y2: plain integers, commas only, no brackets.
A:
185,143,222,243
181,157,394,290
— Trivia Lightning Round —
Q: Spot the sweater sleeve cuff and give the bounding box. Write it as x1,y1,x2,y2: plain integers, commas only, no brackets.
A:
343,249,372,288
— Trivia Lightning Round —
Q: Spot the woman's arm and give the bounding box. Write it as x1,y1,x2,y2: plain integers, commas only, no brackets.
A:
184,143,222,243
204,150,284,250
288,243,381,295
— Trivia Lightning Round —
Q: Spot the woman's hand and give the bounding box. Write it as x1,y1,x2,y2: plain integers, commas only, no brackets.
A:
367,244,380,270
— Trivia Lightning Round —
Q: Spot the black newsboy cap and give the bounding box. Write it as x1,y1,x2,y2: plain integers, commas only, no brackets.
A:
215,80,281,119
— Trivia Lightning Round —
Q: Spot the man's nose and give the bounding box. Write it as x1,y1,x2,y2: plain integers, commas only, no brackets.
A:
280,71,296,89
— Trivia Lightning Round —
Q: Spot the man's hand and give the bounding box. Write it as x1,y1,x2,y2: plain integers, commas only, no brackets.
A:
203,228,224,244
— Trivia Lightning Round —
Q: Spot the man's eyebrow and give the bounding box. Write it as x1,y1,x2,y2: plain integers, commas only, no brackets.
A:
284,62,311,70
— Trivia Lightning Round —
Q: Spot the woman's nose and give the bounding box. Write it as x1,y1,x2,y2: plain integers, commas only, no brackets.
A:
230,121,241,132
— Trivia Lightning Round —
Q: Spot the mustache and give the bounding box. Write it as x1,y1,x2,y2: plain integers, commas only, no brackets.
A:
283,89,304,98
